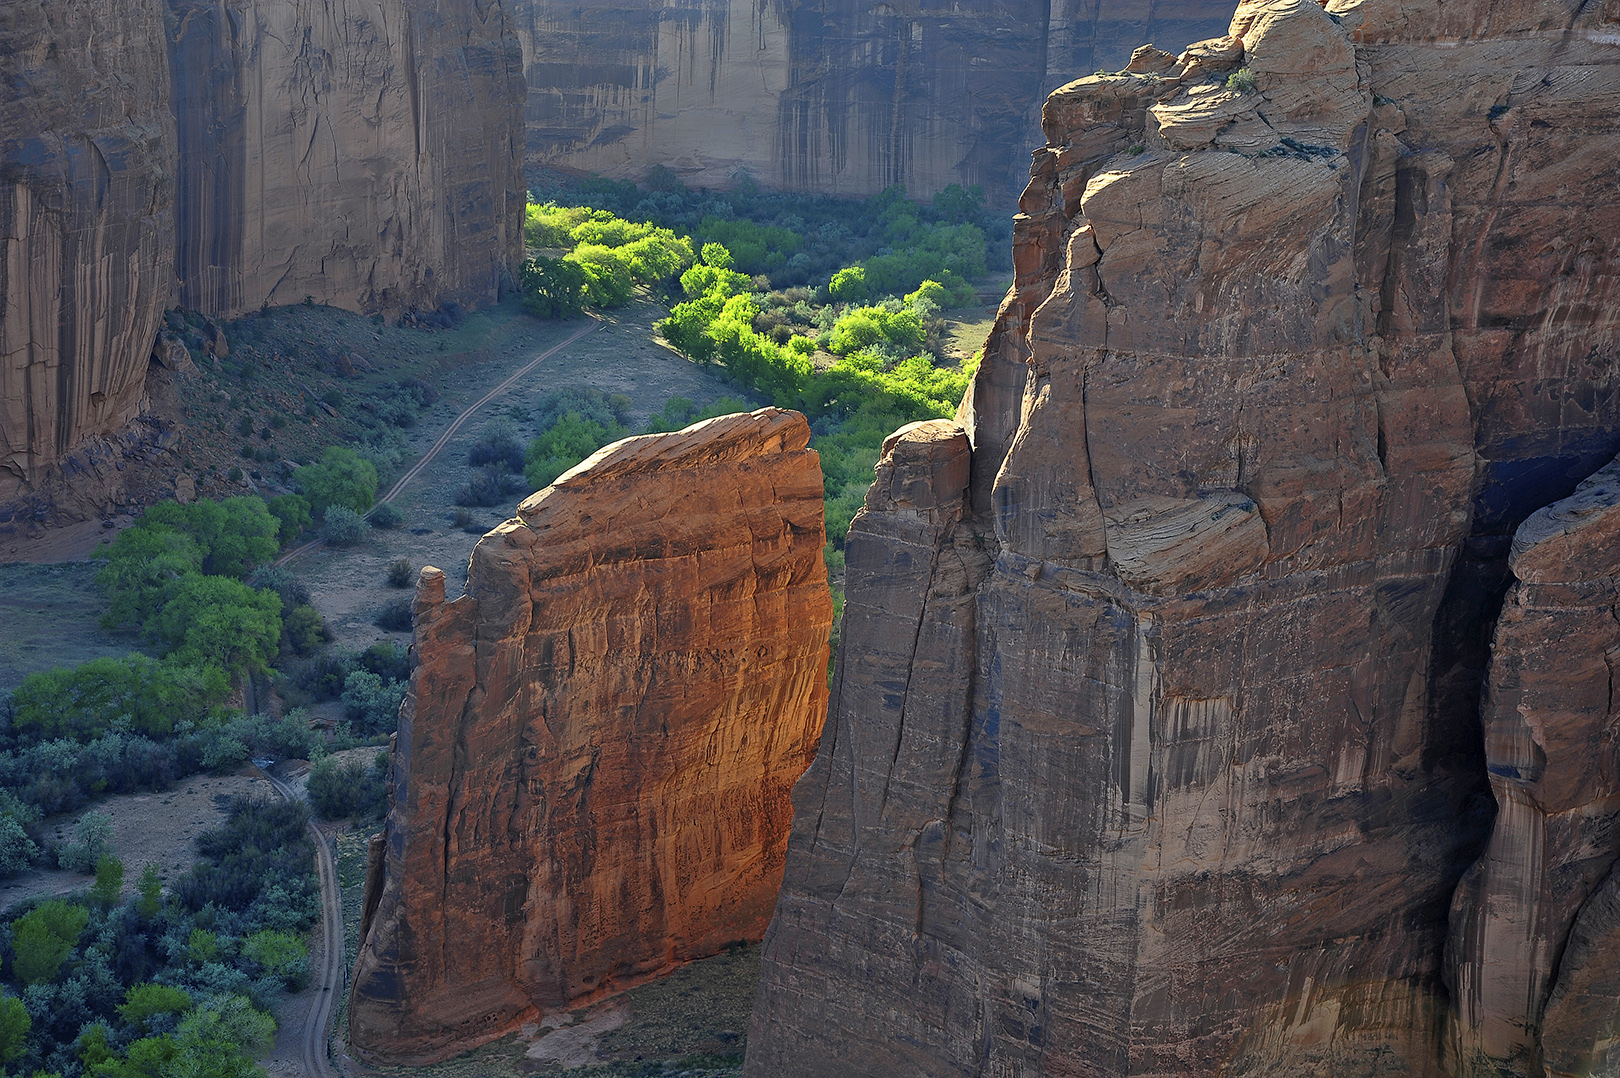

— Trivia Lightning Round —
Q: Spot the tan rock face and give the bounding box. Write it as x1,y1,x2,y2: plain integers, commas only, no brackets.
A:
748,0,1620,1074
349,409,832,1064
166,0,526,317
0,0,176,503
513,0,1235,201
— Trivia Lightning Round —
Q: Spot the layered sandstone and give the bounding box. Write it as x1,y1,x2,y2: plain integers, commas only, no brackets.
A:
749,0,1620,1074
0,0,176,502
349,409,832,1063
165,0,526,316
514,0,1235,201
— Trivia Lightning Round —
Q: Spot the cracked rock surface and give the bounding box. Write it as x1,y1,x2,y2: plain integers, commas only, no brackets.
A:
747,0,1620,1073
349,408,833,1064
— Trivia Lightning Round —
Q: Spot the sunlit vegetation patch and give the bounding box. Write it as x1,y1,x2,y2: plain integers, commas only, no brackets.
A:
517,175,1007,575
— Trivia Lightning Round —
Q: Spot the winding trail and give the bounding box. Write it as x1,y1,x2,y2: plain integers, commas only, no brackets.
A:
274,316,600,568
262,768,342,1078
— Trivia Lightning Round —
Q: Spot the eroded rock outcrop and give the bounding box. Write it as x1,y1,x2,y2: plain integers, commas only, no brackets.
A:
748,0,1620,1074
349,408,832,1063
0,0,176,503
1448,457,1620,1077
515,0,1235,201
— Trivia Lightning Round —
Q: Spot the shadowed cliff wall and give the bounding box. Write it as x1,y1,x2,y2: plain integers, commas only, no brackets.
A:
0,0,524,522
513,0,1237,202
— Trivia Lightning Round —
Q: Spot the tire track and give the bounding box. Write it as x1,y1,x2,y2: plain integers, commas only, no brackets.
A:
262,769,341,1078
273,316,601,568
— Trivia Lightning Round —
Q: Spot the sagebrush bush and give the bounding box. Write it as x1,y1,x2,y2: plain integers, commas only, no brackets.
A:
369,502,403,529
387,558,414,587
322,505,366,546
373,599,413,633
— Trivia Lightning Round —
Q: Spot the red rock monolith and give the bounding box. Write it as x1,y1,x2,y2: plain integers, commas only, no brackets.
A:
349,408,832,1063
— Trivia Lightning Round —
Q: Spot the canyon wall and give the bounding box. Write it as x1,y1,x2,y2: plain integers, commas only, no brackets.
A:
0,0,524,522
0,0,176,504
349,409,833,1063
514,0,1237,202
748,0,1620,1074
165,0,526,317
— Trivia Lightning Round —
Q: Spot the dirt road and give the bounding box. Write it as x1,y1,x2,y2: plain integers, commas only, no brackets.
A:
274,316,600,569
263,769,341,1078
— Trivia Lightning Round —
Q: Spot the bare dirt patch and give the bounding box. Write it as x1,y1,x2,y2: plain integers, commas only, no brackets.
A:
0,770,272,912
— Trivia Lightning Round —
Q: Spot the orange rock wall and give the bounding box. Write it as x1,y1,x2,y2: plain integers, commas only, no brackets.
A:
349,409,832,1063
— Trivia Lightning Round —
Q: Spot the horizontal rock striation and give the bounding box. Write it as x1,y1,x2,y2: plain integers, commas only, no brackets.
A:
514,0,1236,202
349,408,833,1064
748,0,1620,1074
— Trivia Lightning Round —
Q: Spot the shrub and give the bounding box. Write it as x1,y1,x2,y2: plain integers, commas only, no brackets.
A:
373,599,413,633
118,983,191,1030
249,565,310,609
455,465,523,507
307,755,388,821
9,655,230,742
0,817,37,877
1226,67,1256,92
151,575,282,676
89,854,124,907
11,899,90,984
321,505,367,547
57,810,113,874
524,413,626,489
341,670,407,735
241,930,309,989
386,558,414,588
295,446,378,516
359,642,410,683
369,502,403,529
467,419,526,472
280,604,330,655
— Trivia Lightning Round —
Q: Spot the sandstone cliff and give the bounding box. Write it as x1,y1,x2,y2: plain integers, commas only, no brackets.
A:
514,0,1235,201
748,0,1620,1073
349,408,833,1063
166,0,526,317
0,0,176,504
0,0,525,525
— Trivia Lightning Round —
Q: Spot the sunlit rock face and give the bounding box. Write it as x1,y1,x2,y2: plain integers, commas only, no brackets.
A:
747,0,1620,1073
164,0,526,317
512,0,1237,201
349,409,834,1064
0,0,176,503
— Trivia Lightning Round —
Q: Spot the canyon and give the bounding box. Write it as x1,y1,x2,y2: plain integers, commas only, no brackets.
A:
746,0,1620,1074
348,408,833,1064
1,0,524,527
512,0,1236,202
